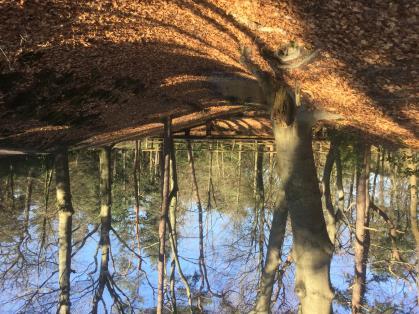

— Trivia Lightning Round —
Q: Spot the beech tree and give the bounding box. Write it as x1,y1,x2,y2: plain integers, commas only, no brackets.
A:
213,45,339,313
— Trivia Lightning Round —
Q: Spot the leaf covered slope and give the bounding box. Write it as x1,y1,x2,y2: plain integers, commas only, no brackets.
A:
0,0,417,149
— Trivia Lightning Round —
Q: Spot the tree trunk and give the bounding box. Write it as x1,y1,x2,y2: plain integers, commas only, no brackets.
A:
133,140,142,268
23,168,34,235
379,150,385,206
92,147,112,314
187,140,207,310
237,49,336,312
322,138,339,243
407,151,418,304
55,149,74,314
40,164,53,252
168,150,178,313
282,90,335,314
351,143,371,314
255,143,265,276
236,143,242,207
167,143,193,313
254,199,288,313
262,88,334,314
280,125,333,314
7,163,15,210
157,118,171,314
371,149,380,201
335,150,344,213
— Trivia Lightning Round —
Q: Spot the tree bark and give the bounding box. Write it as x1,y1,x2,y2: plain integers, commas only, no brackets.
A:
92,147,112,314
335,150,345,214
236,143,242,207
281,127,334,314
407,151,418,304
322,137,339,243
40,164,53,251
238,47,336,312
55,149,74,314
277,90,335,314
187,140,207,310
23,168,34,235
168,148,177,313
254,199,288,313
371,149,380,201
133,140,142,269
167,143,193,313
379,150,385,206
255,87,335,314
351,143,371,314
256,143,265,276
157,118,171,314
7,163,15,210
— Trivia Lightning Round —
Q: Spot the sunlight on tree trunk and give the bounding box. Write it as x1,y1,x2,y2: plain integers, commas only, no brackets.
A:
55,149,74,314
351,143,371,314
253,86,334,313
335,150,345,214
407,150,418,304
282,136,334,313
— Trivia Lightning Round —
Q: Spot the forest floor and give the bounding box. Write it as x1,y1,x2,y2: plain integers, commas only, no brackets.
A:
0,1,417,152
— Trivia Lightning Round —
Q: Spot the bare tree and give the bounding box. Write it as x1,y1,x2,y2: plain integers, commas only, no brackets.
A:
157,118,172,314
187,139,207,311
255,143,265,276
55,149,74,314
233,47,336,313
167,140,193,313
351,143,371,314
322,137,340,243
133,140,142,269
407,150,418,304
91,147,128,313
254,200,288,312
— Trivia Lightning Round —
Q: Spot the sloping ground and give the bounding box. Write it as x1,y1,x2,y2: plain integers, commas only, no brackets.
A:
0,0,417,150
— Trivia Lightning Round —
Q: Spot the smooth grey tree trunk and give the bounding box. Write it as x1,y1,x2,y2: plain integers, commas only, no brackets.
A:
254,88,335,313
275,122,334,314
55,149,74,314
218,48,337,313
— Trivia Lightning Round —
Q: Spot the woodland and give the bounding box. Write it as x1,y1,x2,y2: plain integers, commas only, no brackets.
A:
0,1,418,314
